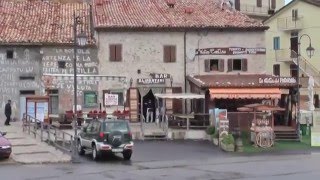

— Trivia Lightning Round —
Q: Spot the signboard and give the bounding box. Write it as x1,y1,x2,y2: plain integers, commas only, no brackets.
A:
137,78,165,85
150,73,171,79
105,94,119,106
214,109,229,137
27,102,35,118
196,47,266,55
258,77,296,84
36,103,45,122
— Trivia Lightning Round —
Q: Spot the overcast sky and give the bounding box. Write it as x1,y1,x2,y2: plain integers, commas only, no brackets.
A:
285,0,293,4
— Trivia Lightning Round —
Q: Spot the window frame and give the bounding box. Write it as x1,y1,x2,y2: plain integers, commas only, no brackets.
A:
83,91,98,108
273,64,280,76
273,36,280,50
6,50,14,59
227,59,248,72
232,59,243,71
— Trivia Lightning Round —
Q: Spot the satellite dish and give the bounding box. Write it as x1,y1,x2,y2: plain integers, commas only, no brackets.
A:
187,48,196,60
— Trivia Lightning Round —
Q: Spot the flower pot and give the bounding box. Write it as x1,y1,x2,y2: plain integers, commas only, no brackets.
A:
220,142,235,152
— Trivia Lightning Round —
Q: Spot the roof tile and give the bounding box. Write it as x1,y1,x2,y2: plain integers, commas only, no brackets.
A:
0,0,94,45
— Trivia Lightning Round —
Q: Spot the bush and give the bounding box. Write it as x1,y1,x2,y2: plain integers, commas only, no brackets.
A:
221,134,235,145
206,126,215,135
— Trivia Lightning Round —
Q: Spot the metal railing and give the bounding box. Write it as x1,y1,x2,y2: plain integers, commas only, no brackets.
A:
275,49,296,62
277,16,303,31
240,4,269,15
22,114,74,152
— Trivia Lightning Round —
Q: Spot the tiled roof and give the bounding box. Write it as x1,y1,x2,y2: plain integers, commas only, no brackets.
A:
93,0,267,30
187,74,297,88
302,0,320,7
0,0,94,45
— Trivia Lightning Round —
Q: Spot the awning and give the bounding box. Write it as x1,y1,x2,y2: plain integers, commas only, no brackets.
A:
154,93,205,99
209,88,282,99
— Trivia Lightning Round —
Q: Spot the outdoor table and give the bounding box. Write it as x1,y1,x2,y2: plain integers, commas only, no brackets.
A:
172,114,194,130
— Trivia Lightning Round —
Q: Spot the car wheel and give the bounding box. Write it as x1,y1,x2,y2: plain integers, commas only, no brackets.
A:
92,144,99,161
123,151,132,160
77,140,85,156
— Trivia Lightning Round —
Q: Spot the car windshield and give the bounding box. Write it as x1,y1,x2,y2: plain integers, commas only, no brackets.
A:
102,121,129,133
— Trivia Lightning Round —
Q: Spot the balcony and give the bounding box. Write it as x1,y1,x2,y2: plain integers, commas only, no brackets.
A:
239,4,269,16
275,49,297,62
277,16,303,31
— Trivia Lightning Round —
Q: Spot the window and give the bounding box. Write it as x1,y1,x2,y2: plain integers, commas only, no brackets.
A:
204,59,224,72
227,59,248,72
84,91,98,107
290,64,298,78
292,9,298,21
6,50,14,59
109,44,122,62
273,37,280,50
273,64,280,76
20,90,35,95
271,0,276,9
257,0,262,7
163,45,176,63
46,89,59,114
19,76,35,80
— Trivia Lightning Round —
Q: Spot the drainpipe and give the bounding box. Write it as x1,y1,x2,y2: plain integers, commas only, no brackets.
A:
184,31,187,113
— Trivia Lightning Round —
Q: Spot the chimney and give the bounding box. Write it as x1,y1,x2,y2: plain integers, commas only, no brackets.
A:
184,7,194,14
166,0,176,8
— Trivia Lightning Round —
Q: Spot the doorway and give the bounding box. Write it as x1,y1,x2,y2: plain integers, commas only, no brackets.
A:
19,90,35,121
290,32,298,57
143,90,156,123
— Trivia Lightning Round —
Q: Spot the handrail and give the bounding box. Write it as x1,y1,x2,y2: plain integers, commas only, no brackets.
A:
22,113,74,152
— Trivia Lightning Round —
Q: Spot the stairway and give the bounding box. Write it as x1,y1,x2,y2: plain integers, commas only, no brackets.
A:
142,123,167,140
274,126,299,141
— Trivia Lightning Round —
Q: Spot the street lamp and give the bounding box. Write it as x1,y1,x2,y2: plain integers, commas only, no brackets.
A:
296,34,314,139
73,12,87,160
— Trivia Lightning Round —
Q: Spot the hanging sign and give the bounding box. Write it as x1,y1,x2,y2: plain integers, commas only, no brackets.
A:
137,78,165,85
150,73,171,79
105,94,119,106
196,47,266,55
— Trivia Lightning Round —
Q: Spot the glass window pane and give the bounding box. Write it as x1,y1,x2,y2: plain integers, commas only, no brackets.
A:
84,92,97,107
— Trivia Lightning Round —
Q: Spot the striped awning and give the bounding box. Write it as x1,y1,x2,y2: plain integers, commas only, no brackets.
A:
210,88,282,99
155,93,205,99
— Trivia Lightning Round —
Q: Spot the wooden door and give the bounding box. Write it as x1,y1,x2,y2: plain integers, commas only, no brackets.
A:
129,88,139,122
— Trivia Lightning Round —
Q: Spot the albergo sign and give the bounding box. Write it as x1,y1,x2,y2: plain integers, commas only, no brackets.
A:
195,47,266,55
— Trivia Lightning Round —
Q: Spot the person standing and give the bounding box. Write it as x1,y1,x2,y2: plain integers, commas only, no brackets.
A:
5,100,12,126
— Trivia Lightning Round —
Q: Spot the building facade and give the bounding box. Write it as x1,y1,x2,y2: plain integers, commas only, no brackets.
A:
264,0,320,110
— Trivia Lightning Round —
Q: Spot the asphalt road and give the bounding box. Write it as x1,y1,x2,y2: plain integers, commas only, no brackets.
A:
0,140,319,180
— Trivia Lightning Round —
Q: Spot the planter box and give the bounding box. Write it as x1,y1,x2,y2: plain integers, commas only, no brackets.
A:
220,142,235,152
213,138,219,146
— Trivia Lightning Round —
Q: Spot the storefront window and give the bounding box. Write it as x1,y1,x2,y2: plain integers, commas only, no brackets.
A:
84,91,98,107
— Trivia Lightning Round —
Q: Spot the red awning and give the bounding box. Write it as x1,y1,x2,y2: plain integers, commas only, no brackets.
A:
209,88,282,99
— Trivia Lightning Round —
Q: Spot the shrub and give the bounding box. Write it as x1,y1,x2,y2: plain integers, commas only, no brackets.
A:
206,126,215,135
221,134,235,145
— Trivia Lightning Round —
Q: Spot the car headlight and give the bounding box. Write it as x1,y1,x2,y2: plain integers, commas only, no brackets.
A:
1,146,11,149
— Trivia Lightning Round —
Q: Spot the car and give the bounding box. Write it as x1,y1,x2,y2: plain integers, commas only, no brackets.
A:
0,131,12,159
77,119,133,161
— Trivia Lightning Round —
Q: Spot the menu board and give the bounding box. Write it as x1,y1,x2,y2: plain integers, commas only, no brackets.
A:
214,109,229,137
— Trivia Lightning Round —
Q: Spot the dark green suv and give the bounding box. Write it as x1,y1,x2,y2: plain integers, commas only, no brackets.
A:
77,119,133,161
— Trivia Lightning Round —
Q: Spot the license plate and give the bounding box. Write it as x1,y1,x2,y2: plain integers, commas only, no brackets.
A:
112,148,123,153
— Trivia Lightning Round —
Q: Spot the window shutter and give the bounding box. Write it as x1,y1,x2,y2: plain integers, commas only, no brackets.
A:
242,59,248,71
164,46,171,62
115,44,122,61
109,45,116,61
271,0,276,9
227,59,232,72
235,0,240,10
204,59,210,72
218,59,224,72
170,46,176,62
294,10,298,20
257,0,262,7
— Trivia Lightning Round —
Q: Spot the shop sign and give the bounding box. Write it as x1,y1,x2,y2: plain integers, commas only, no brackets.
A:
214,109,229,137
105,94,119,106
137,78,165,85
150,73,171,79
195,47,266,55
258,77,296,84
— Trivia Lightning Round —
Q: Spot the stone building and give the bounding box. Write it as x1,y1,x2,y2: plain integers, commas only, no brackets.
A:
92,0,271,122
0,0,95,120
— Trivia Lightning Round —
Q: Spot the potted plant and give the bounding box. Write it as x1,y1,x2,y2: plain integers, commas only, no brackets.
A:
206,126,215,141
220,134,235,152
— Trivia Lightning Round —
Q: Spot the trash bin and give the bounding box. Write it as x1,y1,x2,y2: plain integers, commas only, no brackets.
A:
300,124,307,136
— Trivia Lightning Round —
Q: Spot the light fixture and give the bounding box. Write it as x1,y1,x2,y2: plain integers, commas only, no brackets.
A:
306,43,315,58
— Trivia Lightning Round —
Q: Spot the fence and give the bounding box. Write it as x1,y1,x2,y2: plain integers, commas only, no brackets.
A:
22,114,74,152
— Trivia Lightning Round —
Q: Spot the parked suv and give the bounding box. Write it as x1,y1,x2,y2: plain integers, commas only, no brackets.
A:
77,119,133,161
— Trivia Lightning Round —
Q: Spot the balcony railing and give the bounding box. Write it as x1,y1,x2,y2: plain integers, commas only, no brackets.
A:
275,49,297,62
277,16,303,31
240,4,269,15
